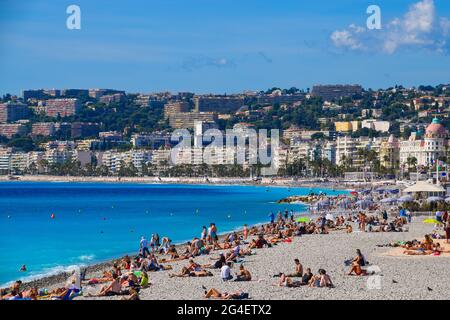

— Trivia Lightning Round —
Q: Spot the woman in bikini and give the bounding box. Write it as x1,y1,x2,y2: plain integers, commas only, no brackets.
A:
348,249,368,276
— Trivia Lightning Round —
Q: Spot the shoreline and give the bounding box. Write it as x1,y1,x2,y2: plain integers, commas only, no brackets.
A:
3,207,315,290
0,174,376,191
3,223,258,290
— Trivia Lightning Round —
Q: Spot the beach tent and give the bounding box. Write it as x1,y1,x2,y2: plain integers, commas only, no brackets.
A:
403,181,445,197
445,197,450,203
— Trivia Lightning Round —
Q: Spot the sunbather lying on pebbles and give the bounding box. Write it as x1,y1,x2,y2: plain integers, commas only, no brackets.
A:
204,288,249,300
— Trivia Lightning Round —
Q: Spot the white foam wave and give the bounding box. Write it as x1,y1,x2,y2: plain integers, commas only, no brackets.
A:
78,254,95,262
1,264,86,289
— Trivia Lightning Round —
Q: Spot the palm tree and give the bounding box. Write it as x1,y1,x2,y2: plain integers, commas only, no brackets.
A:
406,156,418,172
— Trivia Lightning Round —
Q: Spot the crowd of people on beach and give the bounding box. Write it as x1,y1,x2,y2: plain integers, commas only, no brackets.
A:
2,190,450,301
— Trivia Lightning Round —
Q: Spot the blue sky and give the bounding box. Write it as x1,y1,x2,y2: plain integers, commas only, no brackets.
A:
0,0,449,95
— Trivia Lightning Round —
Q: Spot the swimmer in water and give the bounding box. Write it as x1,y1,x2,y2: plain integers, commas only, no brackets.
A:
20,265,27,272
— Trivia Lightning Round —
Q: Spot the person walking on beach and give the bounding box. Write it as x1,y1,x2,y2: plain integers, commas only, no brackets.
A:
140,236,150,257
445,220,450,244
210,223,218,242
207,224,212,244
243,224,249,240
406,209,412,223
442,211,448,228
154,233,160,248
268,212,275,224
436,211,444,229
201,226,207,241
358,212,366,232
382,210,388,222
320,215,327,234
277,211,283,223
149,234,156,252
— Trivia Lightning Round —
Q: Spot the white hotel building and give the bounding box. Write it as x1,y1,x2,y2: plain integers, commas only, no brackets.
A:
400,118,449,167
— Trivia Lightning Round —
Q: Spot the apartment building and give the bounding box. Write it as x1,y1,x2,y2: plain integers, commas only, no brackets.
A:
335,121,361,133
0,102,30,123
0,123,29,138
45,98,81,117
31,122,56,137
193,95,244,113
335,136,358,166
164,101,190,119
361,120,390,133
311,84,363,101
169,112,218,129
99,93,125,105
380,135,400,169
131,133,170,149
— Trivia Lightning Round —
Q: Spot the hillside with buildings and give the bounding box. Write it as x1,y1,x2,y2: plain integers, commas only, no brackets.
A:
1,84,450,179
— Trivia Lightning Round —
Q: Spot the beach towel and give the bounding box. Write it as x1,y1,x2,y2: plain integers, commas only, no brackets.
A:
344,259,352,266
235,292,249,300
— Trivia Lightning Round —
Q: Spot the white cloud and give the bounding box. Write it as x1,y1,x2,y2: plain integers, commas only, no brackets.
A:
331,30,364,50
330,0,450,54
403,0,435,33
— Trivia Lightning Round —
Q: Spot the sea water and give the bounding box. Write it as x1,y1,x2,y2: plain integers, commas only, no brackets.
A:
0,182,346,286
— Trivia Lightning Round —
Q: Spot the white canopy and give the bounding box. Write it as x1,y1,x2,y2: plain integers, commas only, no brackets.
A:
403,181,445,193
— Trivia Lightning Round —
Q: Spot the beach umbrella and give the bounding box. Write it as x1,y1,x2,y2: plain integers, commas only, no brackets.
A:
355,199,372,210
350,191,358,196
445,197,450,203
355,199,373,205
397,195,413,203
338,198,352,209
388,189,400,194
317,199,330,206
296,217,311,223
376,187,385,193
380,197,397,204
325,213,334,221
426,196,444,203
423,218,441,224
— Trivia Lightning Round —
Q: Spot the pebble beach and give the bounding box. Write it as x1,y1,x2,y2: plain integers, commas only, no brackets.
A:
57,219,449,300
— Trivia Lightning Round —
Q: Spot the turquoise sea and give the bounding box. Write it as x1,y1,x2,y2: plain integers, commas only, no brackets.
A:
0,182,346,286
